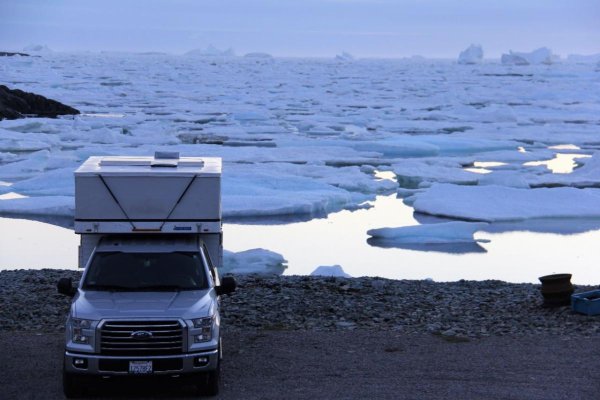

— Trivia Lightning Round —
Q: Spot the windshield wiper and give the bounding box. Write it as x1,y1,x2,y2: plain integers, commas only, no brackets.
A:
135,285,189,292
84,284,136,292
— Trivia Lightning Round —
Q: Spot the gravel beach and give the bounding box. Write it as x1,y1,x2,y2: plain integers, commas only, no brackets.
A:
1,269,600,399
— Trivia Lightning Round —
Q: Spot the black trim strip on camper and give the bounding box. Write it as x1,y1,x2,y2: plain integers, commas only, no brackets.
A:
159,176,197,231
98,175,136,230
74,218,221,222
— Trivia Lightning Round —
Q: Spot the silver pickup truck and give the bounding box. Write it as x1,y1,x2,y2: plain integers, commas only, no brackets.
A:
58,235,236,397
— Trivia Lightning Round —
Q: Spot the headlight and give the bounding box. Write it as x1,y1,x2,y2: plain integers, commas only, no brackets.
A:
191,316,214,343
71,318,94,344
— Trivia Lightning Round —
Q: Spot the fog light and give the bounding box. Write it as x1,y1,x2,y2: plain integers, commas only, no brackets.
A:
73,358,88,369
194,356,209,367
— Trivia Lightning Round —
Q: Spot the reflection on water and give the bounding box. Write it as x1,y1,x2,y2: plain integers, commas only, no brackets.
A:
524,153,591,174
2,194,600,284
0,217,78,269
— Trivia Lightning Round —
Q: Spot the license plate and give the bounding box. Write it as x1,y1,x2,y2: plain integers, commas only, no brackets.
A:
129,360,153,374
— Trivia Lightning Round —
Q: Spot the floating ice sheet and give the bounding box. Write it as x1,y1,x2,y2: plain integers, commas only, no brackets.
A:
367,221,488,244
413,183,600,222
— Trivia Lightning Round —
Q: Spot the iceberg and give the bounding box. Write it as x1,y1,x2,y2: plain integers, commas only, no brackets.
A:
310,265,351,278
221,248,287,275
458,44,483,65
412,183,600,222
501,47,555,65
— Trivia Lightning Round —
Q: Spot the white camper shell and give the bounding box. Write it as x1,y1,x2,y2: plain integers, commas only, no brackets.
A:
74,153,222,269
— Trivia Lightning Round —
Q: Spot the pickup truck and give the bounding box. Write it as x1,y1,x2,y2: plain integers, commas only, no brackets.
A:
58,235,235,397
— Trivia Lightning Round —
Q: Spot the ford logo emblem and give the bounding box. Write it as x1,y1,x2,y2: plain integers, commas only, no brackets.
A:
131,330,153,340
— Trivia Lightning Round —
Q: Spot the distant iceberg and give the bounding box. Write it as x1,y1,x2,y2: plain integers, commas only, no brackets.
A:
22,44,52,54
335,52,354,62
244,52,273,59
501,47,556,65
458,44,483,65
185,45,235,57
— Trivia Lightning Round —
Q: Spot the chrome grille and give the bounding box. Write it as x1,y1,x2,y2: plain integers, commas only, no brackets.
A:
100,320,184,356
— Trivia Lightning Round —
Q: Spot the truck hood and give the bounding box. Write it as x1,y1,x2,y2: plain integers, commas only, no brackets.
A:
72,289,215,321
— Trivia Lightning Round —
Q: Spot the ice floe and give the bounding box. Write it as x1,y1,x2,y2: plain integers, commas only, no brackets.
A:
367,221,488,244
0,53,598,229
412,183,600,222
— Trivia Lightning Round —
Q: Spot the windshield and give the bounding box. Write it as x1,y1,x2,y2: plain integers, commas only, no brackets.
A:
82,251,208,291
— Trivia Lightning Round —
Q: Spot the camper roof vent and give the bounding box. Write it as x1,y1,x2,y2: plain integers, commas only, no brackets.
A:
151,151,180,168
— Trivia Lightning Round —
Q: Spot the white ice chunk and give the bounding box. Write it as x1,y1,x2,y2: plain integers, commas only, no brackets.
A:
0,195,74,216
367,221,488,244
311,265,351,278
477,171,530,188
10,167,75,196
221,248,287,275
458,44,483,65
413,183,600,222
392,159,479,188
501,47,555,65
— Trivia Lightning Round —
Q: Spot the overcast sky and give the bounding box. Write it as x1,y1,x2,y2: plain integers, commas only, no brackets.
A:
1,0,599,58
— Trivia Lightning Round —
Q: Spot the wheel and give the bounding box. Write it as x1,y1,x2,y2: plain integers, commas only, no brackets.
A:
204,362,220,397
196,356,220,397
63,369,85,398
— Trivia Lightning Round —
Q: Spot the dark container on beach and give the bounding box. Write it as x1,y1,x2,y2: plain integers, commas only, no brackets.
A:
539,273,573,307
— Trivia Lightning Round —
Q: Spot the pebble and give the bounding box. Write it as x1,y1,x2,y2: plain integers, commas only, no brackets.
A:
2,269,600,338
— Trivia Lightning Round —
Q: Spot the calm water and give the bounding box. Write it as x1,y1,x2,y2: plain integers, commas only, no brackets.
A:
2,194,600,284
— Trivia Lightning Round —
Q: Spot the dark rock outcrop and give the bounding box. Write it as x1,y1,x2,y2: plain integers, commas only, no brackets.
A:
0,52,30,57
0,85,80,120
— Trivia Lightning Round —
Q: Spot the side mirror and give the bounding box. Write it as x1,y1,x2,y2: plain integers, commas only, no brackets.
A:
57,277,76,297
215,276,236,296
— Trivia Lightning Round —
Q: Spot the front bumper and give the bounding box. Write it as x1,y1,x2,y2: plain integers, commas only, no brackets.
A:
64,349,218,376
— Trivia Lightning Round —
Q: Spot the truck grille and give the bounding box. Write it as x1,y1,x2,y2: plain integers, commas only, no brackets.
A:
100,320,184,356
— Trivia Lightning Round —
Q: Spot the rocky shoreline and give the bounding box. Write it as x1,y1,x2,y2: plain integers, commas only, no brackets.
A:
1,268,599,339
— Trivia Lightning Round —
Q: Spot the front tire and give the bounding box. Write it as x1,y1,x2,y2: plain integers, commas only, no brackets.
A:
63,369,85,398
197,355,220,397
